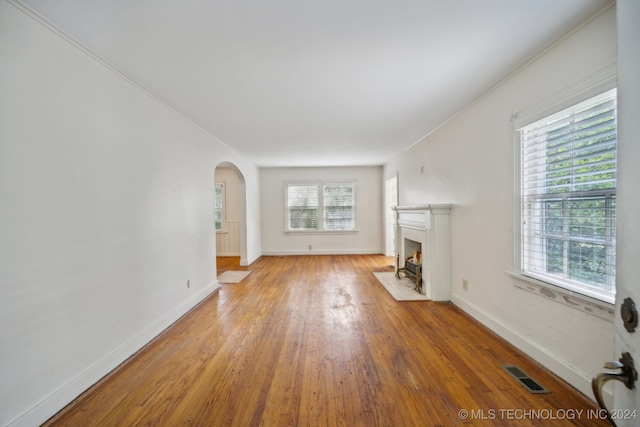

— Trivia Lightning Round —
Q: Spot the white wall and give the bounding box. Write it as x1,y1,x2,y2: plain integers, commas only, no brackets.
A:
0,2,260,426
215,167,242,256
260,166,384,255
384,6,617,399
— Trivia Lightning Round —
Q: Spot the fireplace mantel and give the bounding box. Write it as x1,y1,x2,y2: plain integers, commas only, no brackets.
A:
393,204,452,230
392,204,452,301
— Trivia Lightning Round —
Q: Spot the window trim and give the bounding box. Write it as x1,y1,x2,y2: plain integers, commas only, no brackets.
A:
284,181,358,234
509,66,617,311
505,270,614,321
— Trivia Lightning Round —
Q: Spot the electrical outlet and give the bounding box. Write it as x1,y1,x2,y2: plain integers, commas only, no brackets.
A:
462,279,469,291
308,245,312,250
187,280,190,288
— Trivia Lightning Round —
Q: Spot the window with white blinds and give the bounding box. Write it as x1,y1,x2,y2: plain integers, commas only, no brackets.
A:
323,184,354,230
214,183,225,232
286,182,355,232
287,184,319,230
519,88,617,302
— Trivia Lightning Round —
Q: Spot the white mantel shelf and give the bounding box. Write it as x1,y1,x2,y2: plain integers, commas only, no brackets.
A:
393,204,452,301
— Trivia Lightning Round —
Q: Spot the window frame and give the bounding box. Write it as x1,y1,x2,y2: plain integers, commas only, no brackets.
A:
511,67,617,307
285,181,357,233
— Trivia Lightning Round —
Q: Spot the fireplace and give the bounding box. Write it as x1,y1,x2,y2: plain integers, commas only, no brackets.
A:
392,204,452,301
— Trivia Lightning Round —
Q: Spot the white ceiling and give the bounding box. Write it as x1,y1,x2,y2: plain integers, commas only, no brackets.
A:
20,0,609,167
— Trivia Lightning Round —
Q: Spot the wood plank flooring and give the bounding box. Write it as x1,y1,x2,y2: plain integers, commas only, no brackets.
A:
45,255,607,426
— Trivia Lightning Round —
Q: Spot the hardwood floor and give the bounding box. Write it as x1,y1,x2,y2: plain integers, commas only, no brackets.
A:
45,255,607,426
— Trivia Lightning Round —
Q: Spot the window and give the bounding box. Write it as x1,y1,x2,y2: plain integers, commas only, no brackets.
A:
214,183,225,232
518,88,617,303
287,184,319,230
323,184,355,230
286,182,355,232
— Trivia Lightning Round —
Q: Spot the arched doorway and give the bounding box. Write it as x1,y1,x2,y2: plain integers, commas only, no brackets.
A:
214,162,248,266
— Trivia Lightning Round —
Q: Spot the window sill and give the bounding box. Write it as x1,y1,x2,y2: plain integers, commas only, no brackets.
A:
285,230,359,235
505,271,614,322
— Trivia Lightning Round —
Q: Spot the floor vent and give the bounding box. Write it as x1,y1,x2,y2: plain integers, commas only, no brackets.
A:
502,365,549,394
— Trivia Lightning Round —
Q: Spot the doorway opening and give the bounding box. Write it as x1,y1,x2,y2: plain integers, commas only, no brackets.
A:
214,162,248,266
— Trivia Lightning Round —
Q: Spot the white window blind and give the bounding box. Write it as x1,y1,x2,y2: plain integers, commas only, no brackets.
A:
519,88,617,301
287,184,319,230
323,184,355,230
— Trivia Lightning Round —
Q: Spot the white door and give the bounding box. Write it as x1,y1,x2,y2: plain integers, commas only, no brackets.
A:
593,3,640,425
384,174,398,256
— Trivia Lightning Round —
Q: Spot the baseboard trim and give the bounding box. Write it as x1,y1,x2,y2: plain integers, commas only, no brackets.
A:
9,282,220,427
450,293,612,406
261,249,383,256
240,252,261,267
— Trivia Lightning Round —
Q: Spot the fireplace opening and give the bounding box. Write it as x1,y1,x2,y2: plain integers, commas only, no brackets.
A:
404,238,422,265
399,238,423,292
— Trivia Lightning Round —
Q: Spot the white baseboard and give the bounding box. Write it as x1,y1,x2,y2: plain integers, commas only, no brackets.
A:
9,282,220,427
450,293,612,406
261,248,383,256
240,252,262,266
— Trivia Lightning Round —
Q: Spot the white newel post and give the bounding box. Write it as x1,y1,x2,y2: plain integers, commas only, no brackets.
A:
392,205,452,301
